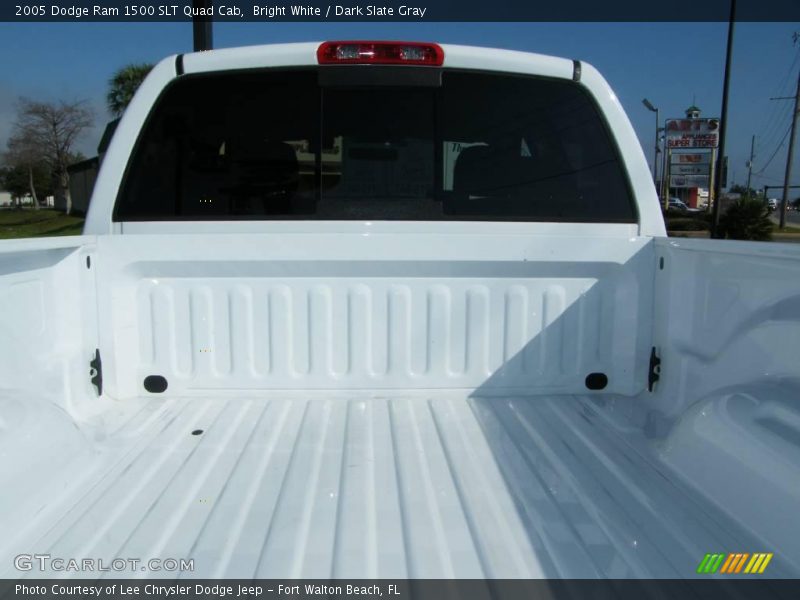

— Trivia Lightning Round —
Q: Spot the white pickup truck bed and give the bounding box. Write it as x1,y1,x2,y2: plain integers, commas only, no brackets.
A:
2,230,800,579
3,43,800,580
2,391,775,579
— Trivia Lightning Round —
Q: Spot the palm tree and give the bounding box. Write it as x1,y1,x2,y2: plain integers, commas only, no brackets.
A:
106,63,154,117
718,198,773,241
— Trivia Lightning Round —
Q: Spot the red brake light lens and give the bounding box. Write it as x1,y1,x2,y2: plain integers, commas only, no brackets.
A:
317,41,444,66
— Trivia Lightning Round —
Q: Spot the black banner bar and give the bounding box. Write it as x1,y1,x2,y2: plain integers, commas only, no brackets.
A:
3,0,800,22
3,580,800,600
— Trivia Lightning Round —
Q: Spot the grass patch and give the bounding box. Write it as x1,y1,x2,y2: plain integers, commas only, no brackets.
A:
0,208,84,239
774,224,800,234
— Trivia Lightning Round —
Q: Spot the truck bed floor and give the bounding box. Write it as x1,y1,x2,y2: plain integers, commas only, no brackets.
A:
2,393,768,578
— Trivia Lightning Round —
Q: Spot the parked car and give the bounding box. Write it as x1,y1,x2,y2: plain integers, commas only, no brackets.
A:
1,41,798,579
667,197,700,214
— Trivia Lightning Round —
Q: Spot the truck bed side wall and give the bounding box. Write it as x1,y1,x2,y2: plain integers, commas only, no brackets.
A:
0,237,98,408
647,238,800,567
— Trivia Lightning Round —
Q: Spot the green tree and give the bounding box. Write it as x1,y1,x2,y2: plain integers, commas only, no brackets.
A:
0,162,53,208
718,197,773,241
106,63,153,117
0,166,27,207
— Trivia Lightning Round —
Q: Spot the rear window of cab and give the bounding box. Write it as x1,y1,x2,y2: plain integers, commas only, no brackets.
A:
115,69,636,223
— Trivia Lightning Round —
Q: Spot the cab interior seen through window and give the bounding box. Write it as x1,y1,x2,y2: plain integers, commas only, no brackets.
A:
115,69,636,222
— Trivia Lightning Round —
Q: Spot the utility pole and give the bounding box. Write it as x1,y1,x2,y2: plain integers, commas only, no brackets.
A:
654,108,660,190
642,99,660,197
711,0,736,238
192,0,213,51
709,148,717,212
659,127,667,206
746,134,755,192
780,68,800,229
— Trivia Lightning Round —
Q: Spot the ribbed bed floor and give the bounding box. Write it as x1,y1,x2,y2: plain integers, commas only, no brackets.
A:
1,393,770,579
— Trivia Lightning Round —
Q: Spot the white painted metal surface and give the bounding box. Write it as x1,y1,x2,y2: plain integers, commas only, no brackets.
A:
0,392,786,579
2,43,798,580
650,238,800,568
579,62,665,237
1,236,799,578
82,55,176,235
0,236,99,408
93,232,653,399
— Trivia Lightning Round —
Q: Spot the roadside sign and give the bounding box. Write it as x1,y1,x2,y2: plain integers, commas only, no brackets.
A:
670,174,710,188
665,118,720,148
672,164,709,175
671,152,711,165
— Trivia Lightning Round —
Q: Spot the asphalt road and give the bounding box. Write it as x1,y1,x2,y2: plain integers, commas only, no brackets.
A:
771,209,800,227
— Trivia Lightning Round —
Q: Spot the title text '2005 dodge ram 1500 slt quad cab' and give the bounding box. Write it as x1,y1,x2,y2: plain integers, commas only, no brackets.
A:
1,41,799,579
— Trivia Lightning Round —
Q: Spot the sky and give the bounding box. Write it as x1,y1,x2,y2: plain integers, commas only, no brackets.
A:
0,21,798,192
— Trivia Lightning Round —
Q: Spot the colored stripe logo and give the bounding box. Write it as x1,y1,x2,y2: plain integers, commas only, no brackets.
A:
697,553,773,574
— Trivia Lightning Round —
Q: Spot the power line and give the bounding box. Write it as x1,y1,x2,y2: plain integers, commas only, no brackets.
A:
754,123,792,175
756,44,800,150
760,107,793,151
757,40,800,177
758,110,791,160
768,46,799,103
752,172,784,183
778,54,800,228
758,75,796,140
760,66,796,147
